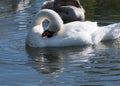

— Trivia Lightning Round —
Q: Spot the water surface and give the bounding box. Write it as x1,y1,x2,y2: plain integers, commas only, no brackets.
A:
0,0,120,86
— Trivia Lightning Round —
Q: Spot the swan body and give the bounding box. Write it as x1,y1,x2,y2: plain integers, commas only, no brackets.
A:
26,9,120,47
41,0,85,23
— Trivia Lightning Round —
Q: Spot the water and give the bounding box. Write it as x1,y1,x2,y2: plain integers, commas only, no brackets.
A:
0,0,120,86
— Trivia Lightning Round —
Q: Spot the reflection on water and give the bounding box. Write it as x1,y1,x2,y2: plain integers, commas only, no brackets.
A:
0,0,19,14
26,40,120,85
0,0,120,86
26,45,92,74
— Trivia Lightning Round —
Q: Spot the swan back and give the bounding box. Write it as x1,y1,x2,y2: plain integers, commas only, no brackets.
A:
92,23,120,44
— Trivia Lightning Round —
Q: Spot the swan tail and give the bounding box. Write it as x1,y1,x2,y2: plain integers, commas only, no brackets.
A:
92,23,120,44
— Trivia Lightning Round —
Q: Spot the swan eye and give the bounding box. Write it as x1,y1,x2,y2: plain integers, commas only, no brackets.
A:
42,30,55,38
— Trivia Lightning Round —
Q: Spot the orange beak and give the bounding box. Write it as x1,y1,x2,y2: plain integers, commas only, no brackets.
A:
42,30,54,39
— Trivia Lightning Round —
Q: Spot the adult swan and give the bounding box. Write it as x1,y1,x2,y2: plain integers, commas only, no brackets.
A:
26,9,120,47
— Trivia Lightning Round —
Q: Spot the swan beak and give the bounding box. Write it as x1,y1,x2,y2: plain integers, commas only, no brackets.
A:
42,30,55,39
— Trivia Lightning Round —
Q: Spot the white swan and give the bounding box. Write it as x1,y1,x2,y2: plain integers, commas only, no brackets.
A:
26,9,120,47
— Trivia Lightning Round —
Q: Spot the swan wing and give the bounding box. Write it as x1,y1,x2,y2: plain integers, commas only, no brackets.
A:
61,21,99,45
92,23,120,44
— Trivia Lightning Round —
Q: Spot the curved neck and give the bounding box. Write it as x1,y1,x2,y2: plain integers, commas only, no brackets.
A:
34,9,64,33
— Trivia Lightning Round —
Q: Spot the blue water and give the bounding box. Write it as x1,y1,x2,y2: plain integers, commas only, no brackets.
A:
0,0,120,86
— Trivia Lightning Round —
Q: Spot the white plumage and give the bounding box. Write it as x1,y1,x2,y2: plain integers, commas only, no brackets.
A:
26,9,120,47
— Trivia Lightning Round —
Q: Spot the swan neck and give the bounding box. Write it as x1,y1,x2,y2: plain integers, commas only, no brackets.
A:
34,9,64,33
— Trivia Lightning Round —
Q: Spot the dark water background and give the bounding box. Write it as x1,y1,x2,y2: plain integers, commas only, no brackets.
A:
0,0,120,86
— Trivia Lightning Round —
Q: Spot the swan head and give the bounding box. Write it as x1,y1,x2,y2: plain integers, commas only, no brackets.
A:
34,9,64,38
41,29,55,38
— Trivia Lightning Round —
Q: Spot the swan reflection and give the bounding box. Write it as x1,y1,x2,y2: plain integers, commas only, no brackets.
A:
26,46,65,74
26,39,120,74
0,0,31,13
26,45,94,74
0,0,18,13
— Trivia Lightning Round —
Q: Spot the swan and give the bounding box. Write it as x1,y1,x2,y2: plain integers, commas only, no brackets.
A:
26,9,120,48
41,0,85,23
